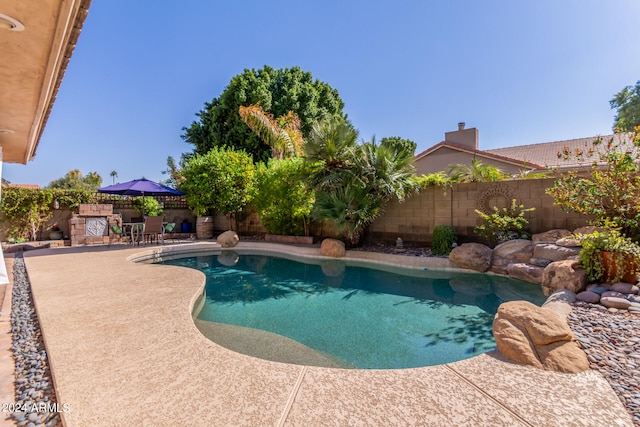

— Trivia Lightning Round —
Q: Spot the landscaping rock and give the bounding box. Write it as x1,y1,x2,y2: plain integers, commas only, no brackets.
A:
533,243,580,262
492,301,589,373
505,262,544,284
217,230,239,248
541,259,587,296
529,257,552,267
532,229,572,244
601,291,627,299
556,237,581,247
610,282,639,294
576,291,601,304
542,289,576,320
492,239,533,262
449,243,492,272
600,296,632,310
572,226,606,235
320,238,346,258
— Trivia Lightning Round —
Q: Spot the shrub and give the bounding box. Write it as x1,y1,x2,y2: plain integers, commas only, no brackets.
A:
546,129,640,239
431,225,457,255
577,229,640,282
253,158,314,236
474,199,534,244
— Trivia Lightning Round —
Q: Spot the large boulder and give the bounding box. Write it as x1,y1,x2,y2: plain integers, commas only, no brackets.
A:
492,301,589,373
320,238,346,258
541,259,587,296
533,243,580,262
505,262,544,284
217,230,239,248
492,239,533,262
532,229,572,244
449,243,492,272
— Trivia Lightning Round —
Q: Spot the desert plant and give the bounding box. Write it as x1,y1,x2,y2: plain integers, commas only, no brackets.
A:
474,199,535,244
577,229,640,283
546,128,640,239
447,158,507,183
431,225,457,255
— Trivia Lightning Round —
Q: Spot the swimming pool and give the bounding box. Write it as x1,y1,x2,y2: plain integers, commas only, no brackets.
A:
159,251,546,369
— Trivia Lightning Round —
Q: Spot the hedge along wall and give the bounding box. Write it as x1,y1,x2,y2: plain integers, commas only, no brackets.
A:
365,178,590,245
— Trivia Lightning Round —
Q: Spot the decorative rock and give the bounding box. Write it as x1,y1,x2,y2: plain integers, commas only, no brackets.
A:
556,237,581,247
600,296,632,310
572,226,606,235
542,289,576,320
586,284,610,295
505,262,544,284
628,294,640,303
576,291,601,303
610,282,639,294
493,239,533,262
320,238,346,258
529,257,552,267
541,259,587,296
533,243,581,262
601,291,627,299
532,229,572,244
449,243,492,272
492,301,589,373
216,230,239,248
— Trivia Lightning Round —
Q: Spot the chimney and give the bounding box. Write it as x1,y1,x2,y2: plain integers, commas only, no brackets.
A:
445,122,479,150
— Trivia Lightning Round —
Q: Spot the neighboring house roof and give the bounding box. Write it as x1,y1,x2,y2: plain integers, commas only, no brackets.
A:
414,141,545,170
486,133,635,170
4,183,41,189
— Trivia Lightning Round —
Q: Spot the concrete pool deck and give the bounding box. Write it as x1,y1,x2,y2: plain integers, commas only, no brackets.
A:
12,241,634,426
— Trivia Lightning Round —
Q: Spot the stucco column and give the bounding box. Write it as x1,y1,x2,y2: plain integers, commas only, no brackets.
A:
0,148,9,285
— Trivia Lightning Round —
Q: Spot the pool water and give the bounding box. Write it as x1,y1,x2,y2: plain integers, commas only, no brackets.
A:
160,252,546,369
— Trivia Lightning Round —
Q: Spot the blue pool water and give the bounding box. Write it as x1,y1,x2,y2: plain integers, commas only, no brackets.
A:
159,252,546,369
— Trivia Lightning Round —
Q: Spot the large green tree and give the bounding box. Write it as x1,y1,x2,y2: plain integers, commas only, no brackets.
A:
182,65,346,162
610,80,640,132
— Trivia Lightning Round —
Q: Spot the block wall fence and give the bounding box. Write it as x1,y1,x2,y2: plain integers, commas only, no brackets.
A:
366,178,590,245
0,178,590,244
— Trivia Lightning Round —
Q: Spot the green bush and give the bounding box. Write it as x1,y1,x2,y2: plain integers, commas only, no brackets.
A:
474,199,534,244
132,196,164,217
253,158,314,236
431,225,457,255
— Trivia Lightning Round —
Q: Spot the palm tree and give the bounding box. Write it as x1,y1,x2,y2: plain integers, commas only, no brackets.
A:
447,158,506,182
306,119,417,246
238,104,304,159
110,170,118,185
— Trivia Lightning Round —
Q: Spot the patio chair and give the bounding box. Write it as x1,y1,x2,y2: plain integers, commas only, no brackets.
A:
163,222,177,243
142,216,165,245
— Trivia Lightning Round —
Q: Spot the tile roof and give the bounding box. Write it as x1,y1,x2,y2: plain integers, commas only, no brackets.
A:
485,133,636,170
414,141,545,169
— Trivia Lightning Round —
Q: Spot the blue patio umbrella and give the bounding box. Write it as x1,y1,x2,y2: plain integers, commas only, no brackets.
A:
97,178,185,217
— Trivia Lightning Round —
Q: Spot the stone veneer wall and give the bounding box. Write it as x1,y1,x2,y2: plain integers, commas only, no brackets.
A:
69,204,123,246
367,178,591,245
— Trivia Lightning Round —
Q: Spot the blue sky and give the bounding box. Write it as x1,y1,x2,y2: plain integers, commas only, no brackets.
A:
4,0,640,187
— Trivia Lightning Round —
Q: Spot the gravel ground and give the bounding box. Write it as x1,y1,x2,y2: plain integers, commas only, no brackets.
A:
10,254,60,427
6,243,639,426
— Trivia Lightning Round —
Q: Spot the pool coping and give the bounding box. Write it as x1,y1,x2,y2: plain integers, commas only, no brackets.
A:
20,241,633,426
